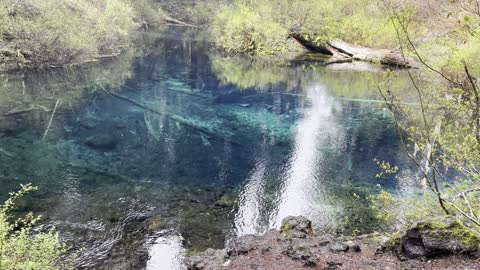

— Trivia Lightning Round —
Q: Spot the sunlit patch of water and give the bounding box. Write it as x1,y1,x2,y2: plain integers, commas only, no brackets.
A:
272,81,343,228
146,231,186,270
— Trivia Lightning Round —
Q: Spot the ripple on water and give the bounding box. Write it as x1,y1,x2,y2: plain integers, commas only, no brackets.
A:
0,28,415,269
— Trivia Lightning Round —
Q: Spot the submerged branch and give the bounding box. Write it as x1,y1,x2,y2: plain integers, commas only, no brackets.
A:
42,99,62,140
100,86,239,145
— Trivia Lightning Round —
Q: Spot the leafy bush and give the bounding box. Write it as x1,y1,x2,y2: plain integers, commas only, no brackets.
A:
129,0,166,29
211,1,289,55
210,0,411,56
0,184,73,270
374,0,480,229
0,0,138,67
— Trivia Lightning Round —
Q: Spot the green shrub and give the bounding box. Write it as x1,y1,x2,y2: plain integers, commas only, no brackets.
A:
129,0,166,29
211,1,289,55
0,0,138,67
0,184,73,270
210,0,414,56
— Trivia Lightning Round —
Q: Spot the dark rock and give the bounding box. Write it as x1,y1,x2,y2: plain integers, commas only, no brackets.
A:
186,248,226,270
114,122,127,129
286,242,312,260
286,242,316,267
318,234,334,246
227,234,258,255
326,261,343,270
346,241,361,252
281,216,314,239
0,118,22,134
261,246,272,254
400,215,480,258
84,134,118,150
329,241,349,253
80,118,97,129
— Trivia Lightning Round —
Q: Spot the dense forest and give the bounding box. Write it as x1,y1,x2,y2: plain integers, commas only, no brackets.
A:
1,0,480,269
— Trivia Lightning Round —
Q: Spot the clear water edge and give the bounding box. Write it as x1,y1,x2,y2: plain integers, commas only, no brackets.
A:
0,27,415,269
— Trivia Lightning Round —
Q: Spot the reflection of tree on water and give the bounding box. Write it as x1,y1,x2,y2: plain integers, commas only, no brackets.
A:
0,47,139,138
210,55,300,92
210,54,412,103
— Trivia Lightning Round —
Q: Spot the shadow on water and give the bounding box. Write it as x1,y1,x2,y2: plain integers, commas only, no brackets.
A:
0,27,415,269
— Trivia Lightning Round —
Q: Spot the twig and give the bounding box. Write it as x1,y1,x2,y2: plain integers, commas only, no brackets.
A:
463,61,480,144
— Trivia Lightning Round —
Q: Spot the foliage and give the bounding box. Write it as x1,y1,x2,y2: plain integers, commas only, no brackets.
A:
210,55,289,90
369,188,444,229
182,0,227,26
0,0,139,68
0,184,73,270
375,0,480,228
211,1,289,55
416,1,480,75
129,0,166,29
210,0,410,56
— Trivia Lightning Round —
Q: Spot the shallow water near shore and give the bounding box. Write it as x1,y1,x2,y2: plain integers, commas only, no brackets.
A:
0,28,415,269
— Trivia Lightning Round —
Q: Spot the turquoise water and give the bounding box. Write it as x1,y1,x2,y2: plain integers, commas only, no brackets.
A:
0,28,413,269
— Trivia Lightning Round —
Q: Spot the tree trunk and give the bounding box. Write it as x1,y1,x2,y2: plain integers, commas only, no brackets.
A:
289,28,417,68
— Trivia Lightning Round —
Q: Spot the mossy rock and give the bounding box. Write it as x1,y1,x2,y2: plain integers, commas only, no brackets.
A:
281,216,315,239
399,215,480,258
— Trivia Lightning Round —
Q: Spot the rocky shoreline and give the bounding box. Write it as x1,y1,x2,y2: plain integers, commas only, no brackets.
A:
186,216,480,270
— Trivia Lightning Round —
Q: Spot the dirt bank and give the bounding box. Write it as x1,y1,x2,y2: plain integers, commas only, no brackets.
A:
186,216,480,270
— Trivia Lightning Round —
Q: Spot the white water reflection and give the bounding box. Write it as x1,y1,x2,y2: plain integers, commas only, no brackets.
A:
146,234,186,270
233,81,347,234
272,82,344,227
234,158,266,236
233,114,271,236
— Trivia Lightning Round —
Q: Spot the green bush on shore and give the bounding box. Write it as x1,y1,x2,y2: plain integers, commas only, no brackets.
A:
0,0,159,68
0,184,74,270
210,0,407,56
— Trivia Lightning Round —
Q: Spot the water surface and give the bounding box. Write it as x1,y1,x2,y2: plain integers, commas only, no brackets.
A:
0,28,413,269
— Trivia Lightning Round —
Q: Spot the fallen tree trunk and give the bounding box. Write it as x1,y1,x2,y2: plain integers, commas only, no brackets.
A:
327,39,417,68
100,86,240,145
163,16,200,28
289,28,417,68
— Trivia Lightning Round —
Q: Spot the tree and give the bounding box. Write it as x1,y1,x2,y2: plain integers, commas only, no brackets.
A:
374,0,480,227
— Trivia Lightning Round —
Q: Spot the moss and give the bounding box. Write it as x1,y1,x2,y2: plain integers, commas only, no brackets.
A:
281,223,293,236
186,248,203,257
417,216,480,250
385,231,401,249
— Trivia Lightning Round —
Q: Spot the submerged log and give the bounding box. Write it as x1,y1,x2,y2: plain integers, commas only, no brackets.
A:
289,27,417,68
100,86,239,145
